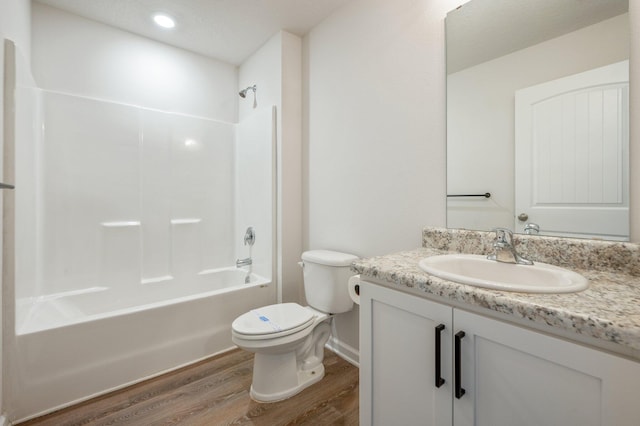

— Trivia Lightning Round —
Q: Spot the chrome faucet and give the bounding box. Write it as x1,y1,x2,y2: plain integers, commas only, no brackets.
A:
487,228,533,265
524,223,540,235
236,257,252,267
237,226,255,268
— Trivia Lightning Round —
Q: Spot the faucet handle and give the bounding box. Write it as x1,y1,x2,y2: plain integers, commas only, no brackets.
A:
489,227,533,265
244,226,255,246
491,227,513,245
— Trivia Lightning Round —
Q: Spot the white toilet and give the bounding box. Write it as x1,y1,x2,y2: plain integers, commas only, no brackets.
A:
231,249,358,402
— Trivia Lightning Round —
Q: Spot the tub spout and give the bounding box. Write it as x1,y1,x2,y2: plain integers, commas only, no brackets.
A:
236,257,252,267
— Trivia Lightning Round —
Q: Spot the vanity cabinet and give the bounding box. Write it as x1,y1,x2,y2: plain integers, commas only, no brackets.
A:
359,281,640,426
359,280,453,426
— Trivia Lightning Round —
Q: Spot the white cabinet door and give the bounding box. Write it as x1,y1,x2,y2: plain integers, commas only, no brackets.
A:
360,282,453,426
453,309,640,426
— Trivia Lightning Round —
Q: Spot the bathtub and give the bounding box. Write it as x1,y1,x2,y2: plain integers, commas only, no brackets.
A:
11,268,275,421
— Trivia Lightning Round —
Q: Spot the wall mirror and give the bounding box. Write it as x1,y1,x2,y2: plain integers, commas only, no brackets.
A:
446,0,630,240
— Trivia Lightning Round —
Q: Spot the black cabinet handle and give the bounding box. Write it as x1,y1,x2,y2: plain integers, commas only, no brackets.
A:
435,324,445,388
455,331,466,399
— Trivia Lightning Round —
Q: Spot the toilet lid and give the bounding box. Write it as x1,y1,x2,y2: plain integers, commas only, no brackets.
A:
232,303,315,336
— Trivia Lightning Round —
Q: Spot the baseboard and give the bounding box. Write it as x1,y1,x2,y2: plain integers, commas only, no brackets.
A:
326,336,359,367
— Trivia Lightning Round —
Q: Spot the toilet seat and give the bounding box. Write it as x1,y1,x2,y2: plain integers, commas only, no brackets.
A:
232,303,315,340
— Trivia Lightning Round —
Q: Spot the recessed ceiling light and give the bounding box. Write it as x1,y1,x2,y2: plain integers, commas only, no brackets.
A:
153,14,175,29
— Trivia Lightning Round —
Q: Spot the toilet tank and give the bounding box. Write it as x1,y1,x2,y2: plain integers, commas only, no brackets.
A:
301,250,358,314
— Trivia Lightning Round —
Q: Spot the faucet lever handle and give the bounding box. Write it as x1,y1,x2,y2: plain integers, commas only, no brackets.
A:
491,227,513,245
243,226,255,246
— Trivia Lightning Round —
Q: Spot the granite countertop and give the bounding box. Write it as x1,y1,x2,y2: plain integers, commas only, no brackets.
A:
351,228,640,360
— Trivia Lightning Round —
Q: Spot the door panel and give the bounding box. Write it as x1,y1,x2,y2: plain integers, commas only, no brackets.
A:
474,336,601,426
453,308,640,426
515,61,628,239
360,282,452,426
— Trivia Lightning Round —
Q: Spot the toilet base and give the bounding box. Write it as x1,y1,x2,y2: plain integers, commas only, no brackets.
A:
250,363,325,403
247,319,331,403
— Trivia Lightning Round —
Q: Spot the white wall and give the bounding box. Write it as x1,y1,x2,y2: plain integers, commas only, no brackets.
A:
0,2,31,62
31,3,237,122
304,0,452,257
239,31,303,304
447,14,629,232
0,1,31,420
303,0,456,361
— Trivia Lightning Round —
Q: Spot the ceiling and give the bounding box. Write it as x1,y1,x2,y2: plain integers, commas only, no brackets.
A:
35,0,354,65
446,0,628,74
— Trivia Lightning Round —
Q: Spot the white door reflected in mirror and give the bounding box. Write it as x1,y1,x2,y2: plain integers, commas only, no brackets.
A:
515,61,629,240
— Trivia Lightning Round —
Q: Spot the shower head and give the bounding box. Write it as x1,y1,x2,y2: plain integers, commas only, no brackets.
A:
239,85,257,98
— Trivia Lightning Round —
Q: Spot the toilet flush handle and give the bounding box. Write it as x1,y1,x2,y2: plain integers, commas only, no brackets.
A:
298,261,304,268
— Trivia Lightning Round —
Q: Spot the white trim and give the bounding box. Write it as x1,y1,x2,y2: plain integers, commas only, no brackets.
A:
0,414,12,426
326,336,359,368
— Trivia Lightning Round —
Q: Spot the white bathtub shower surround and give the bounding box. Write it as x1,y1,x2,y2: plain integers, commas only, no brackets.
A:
12,272,273,421
235,107,276,278
12,86,278,420
16,89,275,295
17,89,239,299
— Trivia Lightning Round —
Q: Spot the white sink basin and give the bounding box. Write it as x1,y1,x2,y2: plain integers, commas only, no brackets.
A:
418,254,588,293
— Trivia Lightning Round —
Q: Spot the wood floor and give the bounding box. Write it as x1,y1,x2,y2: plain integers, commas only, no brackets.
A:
19,349,359,426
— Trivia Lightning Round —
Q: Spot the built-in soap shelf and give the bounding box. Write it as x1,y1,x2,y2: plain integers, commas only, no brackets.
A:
101,221,141,228
170,218,202,225
100,219,203,227
140,275,174,285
